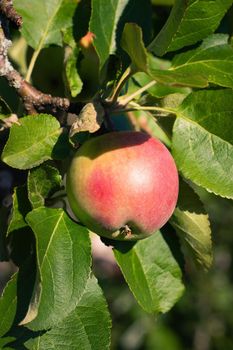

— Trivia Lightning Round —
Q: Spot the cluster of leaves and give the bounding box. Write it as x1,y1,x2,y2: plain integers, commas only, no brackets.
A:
0,0,233,348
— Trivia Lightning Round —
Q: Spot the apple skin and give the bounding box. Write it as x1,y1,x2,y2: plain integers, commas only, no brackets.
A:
66,131,179,240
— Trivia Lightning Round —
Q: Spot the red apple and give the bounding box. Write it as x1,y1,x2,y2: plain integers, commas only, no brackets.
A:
66,131,178,240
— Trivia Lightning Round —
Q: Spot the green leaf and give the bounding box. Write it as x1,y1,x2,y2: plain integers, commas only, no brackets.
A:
132,72,191,98
27,164,62,209
149,0,233,56
119,23,169,76
114,232,184,314
63,26,83,97
14,0,77,50
2,114,62,170
171,35,233,87
62,26,76,49
121,23,171,73
26,207,91,330
170,180,213,270
65,47,83,97
120,23,171,79
148,55,204,88
14,0,77,80
0,274,17,337
25,275,111,350
89,0,129,69
122,26,233,89
148,34,233,88
121,23,148,72
161,93,189,110
172,89,233,198
7,186,31,237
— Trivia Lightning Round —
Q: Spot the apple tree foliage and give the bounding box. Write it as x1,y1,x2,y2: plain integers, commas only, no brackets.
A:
0,0,233,348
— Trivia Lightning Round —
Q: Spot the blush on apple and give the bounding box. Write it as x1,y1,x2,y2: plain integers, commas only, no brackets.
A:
66,131,179,240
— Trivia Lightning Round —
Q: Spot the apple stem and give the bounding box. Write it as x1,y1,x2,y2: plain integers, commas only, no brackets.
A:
119,80,157,106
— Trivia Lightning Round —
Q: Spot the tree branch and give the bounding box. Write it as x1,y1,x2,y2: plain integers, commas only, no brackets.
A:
0,13,70,115
0,0,22,28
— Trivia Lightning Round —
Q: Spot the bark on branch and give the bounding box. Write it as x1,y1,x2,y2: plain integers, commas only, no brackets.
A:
0,12,70,115
0,0,22,28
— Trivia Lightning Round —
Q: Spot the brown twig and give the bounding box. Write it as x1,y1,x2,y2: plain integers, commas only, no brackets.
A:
0,13,70,115
0,0,22,28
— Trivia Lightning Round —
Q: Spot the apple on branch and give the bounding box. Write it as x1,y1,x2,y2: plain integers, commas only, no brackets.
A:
66,131,178,240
